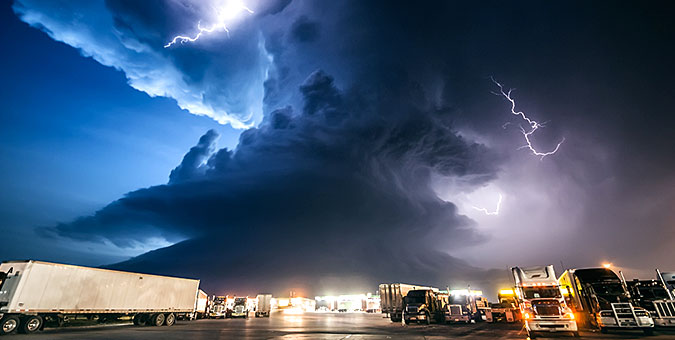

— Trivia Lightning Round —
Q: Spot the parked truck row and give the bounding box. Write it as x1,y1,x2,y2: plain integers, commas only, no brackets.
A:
380,265,675,338
2,260,672,337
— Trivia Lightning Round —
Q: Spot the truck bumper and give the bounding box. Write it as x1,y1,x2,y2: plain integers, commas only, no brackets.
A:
406,313,427,322
654,318,675,327
599,316,654,328
445,315,470,322
526,319,577,332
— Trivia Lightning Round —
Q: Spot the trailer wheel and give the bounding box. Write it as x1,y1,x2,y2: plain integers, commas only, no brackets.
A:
0,315,20,335
133,314,149,326
151,313,165,327
165,313,176,327
19,315,43,334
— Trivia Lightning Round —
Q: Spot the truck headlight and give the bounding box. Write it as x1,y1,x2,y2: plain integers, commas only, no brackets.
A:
634,310,649,317
564,313,575,320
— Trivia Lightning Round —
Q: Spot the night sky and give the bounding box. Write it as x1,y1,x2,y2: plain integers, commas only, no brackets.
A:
1,0,674,296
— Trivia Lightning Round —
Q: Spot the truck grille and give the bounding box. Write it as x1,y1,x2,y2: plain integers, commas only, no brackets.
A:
611,303,635,318
449,305,462,315
654,301,675,318
534,304,560,316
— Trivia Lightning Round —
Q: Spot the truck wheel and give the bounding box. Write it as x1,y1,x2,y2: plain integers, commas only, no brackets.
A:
165,313,176,327
151,313,166,326
0,315,20,335
19,315,43,334
527,330,537,339
600,327,608,334
424,312,431,325
643,328,654,336
572,331,580,337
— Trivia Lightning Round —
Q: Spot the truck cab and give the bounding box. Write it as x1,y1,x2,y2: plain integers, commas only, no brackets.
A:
627,279,675,327
559,268,654,334
485,289,521,323
231,297,249,318
444,290,486,323
403,289,444,325
209,296,228,319
512,266,578,338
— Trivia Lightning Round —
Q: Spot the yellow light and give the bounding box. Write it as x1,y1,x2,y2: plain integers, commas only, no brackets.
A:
603,263,612,269
524,312,531,320
499,289,514,295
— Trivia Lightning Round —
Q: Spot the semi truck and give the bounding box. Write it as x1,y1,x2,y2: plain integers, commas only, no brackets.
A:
627,273,675,327
379,283,437,322
512,265,578,338
558,268,654,334
231,297,249,318
208,296,228,318
0,260,199,335
484,289,521,323
255,294,272,317
444,290,487,323
403,289,445,325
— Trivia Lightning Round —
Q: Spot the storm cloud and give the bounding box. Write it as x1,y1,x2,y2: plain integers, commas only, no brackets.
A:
14,0,675,294
48,67,504,293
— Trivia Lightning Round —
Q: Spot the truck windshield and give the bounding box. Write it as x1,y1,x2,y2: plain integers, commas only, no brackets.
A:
522,287,561,299
406,291,427,305
449,295,467,304
636,286,670,300
0,272,6,290
591,283,625,297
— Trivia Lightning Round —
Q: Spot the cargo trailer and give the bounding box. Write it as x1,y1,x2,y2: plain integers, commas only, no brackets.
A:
255,294,271,317
0,260,199,335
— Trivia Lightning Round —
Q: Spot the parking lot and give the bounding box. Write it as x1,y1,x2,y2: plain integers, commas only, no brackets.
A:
16,312,675,339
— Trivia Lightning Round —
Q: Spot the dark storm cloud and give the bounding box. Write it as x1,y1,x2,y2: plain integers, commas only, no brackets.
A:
16,0,675,291
48,67,504,293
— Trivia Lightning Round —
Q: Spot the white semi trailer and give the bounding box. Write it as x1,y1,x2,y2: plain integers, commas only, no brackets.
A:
255,294,272,317
0,260,200,335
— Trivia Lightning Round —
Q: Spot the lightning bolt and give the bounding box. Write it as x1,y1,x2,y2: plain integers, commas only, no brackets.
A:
492,77,565,160
472,193,503,216
164,1,254,48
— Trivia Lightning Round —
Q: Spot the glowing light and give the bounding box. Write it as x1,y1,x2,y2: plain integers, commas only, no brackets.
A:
165,0,254,48
492,77,565,160
603,263,612,269
450,289,483,296
499,289,515,296
472,193,503,216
